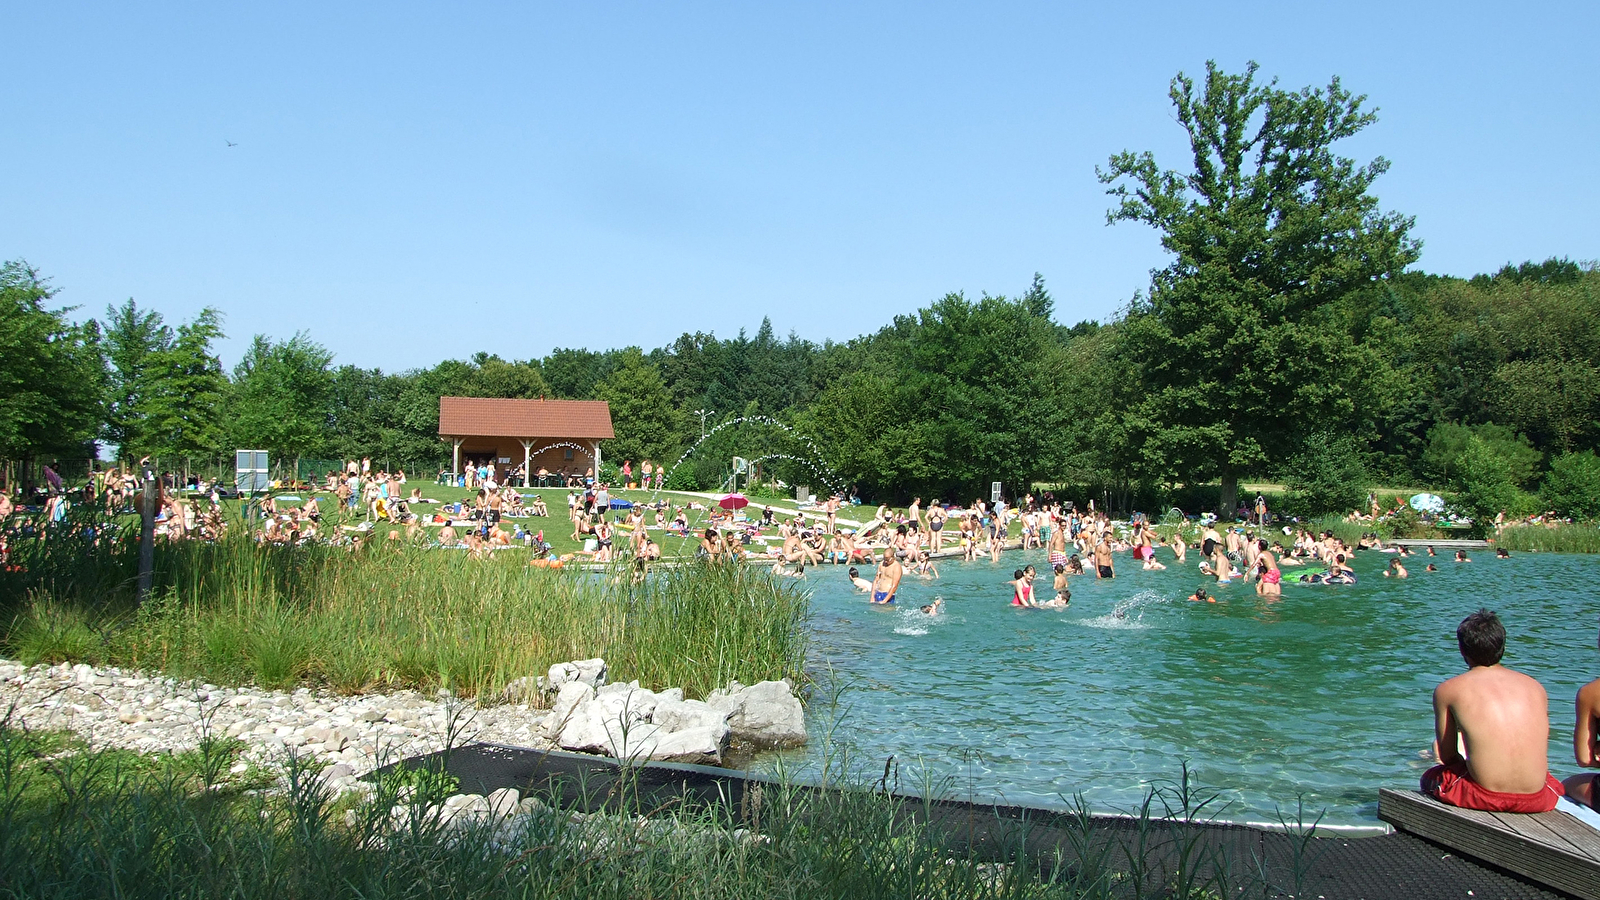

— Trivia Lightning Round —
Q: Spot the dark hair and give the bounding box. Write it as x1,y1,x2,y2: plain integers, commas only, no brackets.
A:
1457,608,1506,667
1013,569,1025,579
848,567,860,578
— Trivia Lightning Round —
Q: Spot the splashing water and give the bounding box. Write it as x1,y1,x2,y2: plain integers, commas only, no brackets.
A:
652,416,848,499
1081,589,1169,630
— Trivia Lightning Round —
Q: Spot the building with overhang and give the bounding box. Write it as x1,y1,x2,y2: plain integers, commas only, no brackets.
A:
438,396,614,484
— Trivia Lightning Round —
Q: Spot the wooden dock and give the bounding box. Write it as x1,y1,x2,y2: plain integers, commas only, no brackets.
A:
1389,538,1492,549
1379,788,1600,900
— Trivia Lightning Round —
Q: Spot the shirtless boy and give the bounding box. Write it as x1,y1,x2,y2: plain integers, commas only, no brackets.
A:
846,566,873,592
1424,609,1564,812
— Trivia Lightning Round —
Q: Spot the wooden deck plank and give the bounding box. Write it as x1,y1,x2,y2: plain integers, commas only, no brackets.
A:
1492,808,1595,857
1543,808,1600,856
1379,788,1600,900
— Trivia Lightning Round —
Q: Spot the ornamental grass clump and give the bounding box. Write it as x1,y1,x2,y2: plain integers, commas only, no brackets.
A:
0,516,807,700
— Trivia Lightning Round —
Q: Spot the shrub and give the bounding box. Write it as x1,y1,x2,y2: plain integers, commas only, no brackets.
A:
1284,433,1367,517
1542,451,1600,519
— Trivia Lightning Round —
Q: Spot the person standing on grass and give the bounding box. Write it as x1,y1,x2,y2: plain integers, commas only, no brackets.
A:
622,460,632,489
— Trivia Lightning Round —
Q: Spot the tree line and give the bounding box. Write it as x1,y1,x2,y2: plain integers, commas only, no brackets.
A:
2,62,1595,518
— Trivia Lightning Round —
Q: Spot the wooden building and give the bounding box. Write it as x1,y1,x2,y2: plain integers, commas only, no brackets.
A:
438,397,614,483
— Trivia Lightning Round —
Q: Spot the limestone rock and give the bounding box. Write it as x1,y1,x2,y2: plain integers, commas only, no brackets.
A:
707,680,806,748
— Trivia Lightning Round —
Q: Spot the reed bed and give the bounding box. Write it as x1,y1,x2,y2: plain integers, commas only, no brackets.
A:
0,520,807,700
1496,524,1600,554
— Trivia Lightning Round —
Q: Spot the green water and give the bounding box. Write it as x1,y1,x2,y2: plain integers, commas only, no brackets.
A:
793,547,1600,826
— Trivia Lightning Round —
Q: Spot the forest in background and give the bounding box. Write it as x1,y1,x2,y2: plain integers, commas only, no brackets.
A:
4,258,1597,520
4,62,1598,519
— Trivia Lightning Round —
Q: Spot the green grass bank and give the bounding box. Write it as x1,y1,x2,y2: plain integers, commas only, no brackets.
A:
0,520,806,700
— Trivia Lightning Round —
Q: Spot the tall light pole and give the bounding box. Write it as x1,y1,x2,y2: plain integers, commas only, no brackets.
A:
694,409,710,439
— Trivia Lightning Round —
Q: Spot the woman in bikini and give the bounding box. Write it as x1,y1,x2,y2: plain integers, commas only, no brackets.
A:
927,501,947,553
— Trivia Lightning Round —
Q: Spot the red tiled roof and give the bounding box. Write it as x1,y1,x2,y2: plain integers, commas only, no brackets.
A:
438,397,615,439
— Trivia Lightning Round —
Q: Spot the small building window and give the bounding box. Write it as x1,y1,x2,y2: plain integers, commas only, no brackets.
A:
564,448,574,460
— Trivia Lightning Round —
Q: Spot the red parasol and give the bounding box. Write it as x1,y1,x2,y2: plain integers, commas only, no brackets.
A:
719,493,749,510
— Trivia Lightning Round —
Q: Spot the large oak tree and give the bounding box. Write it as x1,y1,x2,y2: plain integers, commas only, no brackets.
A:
1099,61,1419,513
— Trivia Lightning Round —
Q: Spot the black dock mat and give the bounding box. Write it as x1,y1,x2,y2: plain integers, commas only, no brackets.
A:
375,743,1572,900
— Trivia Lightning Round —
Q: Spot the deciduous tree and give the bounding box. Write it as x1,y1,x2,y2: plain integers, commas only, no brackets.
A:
1099,61,1419,513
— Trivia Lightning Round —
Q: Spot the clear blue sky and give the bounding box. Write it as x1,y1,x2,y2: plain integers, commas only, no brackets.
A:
3,2,1595,372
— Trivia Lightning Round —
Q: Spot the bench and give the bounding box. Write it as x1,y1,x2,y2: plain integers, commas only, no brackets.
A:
1379,788,1600,900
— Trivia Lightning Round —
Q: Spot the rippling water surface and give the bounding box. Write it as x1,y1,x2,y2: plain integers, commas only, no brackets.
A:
776,547,1600,826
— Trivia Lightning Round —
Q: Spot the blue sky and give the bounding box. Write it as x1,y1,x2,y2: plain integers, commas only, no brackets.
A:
3,2,1595,371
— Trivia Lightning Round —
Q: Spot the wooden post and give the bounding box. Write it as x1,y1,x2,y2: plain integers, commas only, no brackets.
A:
137,464,158,605
451,438,462,477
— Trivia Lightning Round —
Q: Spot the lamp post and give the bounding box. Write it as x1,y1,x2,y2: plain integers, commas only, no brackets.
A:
694,409,710,439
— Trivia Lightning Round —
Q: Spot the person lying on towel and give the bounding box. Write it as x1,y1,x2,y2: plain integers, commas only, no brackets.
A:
1425,608,1563,813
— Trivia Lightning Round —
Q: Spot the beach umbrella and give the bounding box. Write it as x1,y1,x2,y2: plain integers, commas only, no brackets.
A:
1409,493,1446,514
719,493,749,510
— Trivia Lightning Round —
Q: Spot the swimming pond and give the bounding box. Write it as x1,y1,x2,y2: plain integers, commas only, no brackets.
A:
779,547,1600,827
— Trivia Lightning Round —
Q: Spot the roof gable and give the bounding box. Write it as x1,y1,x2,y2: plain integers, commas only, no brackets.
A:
438,397,615,439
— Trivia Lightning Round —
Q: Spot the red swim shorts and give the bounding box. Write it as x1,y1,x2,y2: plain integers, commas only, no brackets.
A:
1422,760,1564,813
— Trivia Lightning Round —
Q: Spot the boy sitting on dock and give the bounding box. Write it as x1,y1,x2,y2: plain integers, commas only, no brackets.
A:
1561,618,1600,809
1424,609,1564,813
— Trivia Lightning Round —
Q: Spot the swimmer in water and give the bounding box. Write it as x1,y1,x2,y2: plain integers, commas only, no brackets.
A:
1455,550,1472,563
1496,548,1511,559
1385,557,1408,578
1051,563,1070,605
1187,586,1215,603
847,566,873,592
919,597,944,615
1010,568,1037,608
1426,563,1439,572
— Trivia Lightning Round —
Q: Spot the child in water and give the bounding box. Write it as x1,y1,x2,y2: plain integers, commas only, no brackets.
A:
919,597,944,615
847,566,873,592
1051,563,1070,605
1010,569,1037,607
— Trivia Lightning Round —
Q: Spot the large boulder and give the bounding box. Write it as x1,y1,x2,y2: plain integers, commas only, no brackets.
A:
707,680,806,748
548,681,730,764
652,696,728,734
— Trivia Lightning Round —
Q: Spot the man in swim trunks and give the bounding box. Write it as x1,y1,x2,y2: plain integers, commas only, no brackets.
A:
871,548,901,605
1093,536,1114,579
1424,609,1564,813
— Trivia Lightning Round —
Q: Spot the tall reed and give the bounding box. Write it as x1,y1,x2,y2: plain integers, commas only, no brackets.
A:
1,519,807,699
1496,524,1600,554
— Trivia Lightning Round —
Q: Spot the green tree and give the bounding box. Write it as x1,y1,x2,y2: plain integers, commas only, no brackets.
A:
226,333,334,459
1283,431,1368,516
1098,61,1419,513
0,261,105,464
1421,422,1540,490
100,299,227,459
593,349,683,470
141,309,227,457
800,292,1068,502
1454,435,1533,534
100,298,169,455
1541,451,1600,520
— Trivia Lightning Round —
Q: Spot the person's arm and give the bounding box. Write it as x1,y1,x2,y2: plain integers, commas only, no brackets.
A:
1434,683,1463,765
1575,682,1600,767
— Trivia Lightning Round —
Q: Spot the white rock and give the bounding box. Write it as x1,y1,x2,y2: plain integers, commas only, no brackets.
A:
707,680,806,748
546,658,607,690
651,696,727,734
